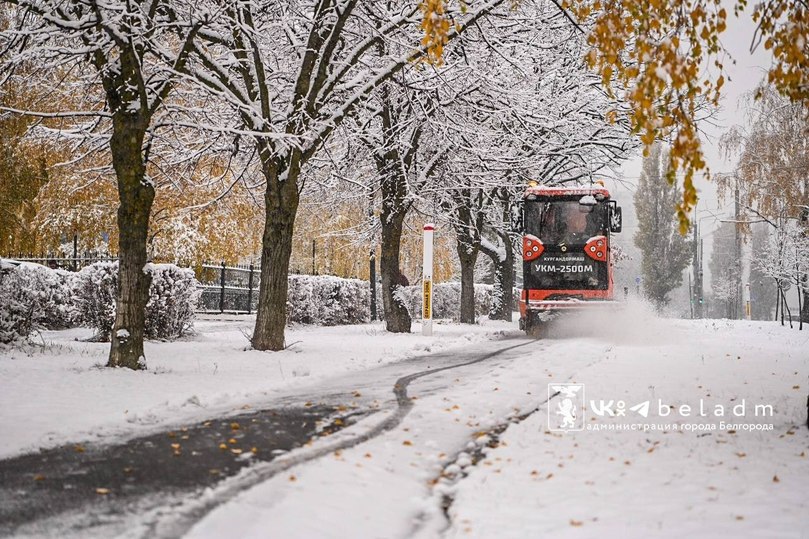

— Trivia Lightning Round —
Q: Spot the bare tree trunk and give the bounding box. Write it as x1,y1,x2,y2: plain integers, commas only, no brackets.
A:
453,196,482,324
375,84,415,333
457,244,478,324
480,229,514,321
108,115,154,370
380,208,411,333
252,152,301,351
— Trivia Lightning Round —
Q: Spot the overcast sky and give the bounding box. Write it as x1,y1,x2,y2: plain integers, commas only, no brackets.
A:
605,6,774,287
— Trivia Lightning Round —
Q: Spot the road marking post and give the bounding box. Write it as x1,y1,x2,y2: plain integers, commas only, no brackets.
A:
422,224,434,336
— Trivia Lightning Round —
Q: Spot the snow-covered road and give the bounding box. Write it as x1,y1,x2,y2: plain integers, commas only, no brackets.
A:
185,310,809,539
1,305,808,538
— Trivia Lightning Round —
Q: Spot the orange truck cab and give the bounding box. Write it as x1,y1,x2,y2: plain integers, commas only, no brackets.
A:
519,184,623,335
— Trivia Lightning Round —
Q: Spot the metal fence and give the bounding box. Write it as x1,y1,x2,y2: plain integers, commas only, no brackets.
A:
3,251,118,271
196,262,259,314
2,254,277,315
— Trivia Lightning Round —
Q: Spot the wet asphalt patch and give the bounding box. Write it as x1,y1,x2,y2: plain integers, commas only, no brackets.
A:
0,405,366,537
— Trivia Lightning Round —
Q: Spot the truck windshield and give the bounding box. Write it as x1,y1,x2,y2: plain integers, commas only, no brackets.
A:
523,198,609,291
525,199,607,245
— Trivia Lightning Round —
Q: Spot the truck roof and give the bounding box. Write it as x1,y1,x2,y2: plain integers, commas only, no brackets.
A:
524,184,611,198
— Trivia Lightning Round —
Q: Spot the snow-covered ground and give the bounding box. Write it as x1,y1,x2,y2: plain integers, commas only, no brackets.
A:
0,316,517,459
443,316,809,538
183,305,809,539
2,305,808,539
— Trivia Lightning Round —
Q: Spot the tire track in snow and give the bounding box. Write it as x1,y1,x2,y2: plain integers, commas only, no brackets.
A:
414,346,616,538
147,339,536,538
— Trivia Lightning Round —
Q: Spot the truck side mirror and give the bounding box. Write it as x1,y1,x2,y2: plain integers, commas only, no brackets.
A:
610,205,622,233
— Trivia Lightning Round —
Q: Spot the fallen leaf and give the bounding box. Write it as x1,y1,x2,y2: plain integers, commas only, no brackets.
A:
570,520,583,527
364,453,372,459
34,474,45,481
333,418,344,426
773,475,780,483
228,438,237,444
251,447,258,454
735,515,744,521
230,422,240,431
218,443,227,450
74,444,85,453
231,448,243,455
96,488,110,495
792,385,800,389
289,474,297,482
403,440,413,446
352,390,362,397
209,469,221,475
530,470,539,476
171,443,180,450
736,452,746,458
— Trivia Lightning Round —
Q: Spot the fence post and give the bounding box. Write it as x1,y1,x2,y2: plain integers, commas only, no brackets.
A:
72,234,78,271
219,260,226,314
247,262,254,315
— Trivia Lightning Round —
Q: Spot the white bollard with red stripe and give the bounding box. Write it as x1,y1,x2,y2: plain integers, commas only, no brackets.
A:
422,223,435,336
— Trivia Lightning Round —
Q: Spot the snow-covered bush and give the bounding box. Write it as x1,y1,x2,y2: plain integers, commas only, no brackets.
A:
73,261,199,340
72,262,118,340
398,282,493,321
0,262,75,343
287,275,370,325
145,263,200,339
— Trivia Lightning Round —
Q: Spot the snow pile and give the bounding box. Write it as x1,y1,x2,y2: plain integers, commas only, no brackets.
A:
0,262,75,343
287,275,371,325
73,261,200,341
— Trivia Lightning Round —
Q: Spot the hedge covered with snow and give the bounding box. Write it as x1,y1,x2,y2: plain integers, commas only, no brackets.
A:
285,278,498,325
72,261,200,341
72,262,118,340
287,274,371,325
396,282,494,321
0,262,75,343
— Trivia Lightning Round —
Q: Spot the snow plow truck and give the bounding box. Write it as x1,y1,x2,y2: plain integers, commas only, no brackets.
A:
519,183,623,336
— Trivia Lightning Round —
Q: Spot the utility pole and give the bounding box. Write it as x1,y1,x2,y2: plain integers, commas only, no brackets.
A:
692,218,700,318
368,185,377,321
734,180,743,319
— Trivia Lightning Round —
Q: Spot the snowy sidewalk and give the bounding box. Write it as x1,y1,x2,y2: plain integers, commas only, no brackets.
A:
186,312,809,539
443,318,809,538
0,317,517,460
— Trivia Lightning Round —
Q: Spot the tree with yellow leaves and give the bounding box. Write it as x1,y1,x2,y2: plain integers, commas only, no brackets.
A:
419,0,809,233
